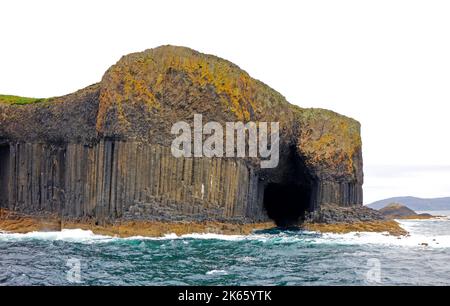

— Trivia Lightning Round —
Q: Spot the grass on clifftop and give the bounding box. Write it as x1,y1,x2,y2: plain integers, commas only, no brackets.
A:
0,94,48,105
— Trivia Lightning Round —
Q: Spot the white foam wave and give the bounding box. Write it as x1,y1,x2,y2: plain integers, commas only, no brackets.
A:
117,232,252,241
314,231,450,248
0,229,113,243
1,218,449,248
177,233,253,241
122,232,269,241
237,256,256,263
206,269,228,275
309,218,450,248
0,229,260,243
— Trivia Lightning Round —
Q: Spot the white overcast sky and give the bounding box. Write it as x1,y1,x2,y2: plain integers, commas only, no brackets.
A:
1,0,449,203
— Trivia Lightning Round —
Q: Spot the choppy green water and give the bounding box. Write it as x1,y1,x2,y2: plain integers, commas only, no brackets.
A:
1,217,450,285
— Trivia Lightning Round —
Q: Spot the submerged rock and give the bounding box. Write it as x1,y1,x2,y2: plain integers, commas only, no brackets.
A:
0,45,364,227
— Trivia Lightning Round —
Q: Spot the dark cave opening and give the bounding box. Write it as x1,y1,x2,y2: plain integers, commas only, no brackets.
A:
0,144,10,207
263,183,312,227
261,144,314,227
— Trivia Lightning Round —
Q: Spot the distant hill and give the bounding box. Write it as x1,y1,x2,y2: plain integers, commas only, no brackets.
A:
367,196,450,211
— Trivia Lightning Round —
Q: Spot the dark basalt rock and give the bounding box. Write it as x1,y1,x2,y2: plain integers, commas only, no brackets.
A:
0,45,365,226
305,204,385,224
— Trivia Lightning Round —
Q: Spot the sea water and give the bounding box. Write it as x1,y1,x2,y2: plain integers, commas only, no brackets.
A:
1,216,450,285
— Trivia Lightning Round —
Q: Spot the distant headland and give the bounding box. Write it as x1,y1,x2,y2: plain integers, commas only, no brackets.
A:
368,196,450,211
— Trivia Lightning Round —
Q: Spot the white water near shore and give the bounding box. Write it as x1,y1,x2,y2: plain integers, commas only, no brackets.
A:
317,218,450,248
1,216,449,249
1,216,450,285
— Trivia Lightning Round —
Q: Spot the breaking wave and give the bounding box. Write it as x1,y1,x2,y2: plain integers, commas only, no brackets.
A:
1,217,449,248
1,216,450,285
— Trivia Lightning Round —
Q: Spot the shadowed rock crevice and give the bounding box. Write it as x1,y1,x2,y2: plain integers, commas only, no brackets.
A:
0,144,10,208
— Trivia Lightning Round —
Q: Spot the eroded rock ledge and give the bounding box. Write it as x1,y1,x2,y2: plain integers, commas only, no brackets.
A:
0,45,367,229
0,208,406,237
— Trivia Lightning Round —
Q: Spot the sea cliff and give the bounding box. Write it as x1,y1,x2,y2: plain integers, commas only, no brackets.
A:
0,45,398,235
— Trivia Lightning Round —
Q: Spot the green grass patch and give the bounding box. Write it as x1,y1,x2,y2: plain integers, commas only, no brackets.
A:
0,94,49,105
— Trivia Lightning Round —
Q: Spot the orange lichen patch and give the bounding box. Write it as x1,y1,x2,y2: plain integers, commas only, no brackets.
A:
95,45,362,172
0,209,61,233
293,107,362,177
1,209,407,237
302,220,408,236
0,209,274,237
152,47,259,120
0,218,61,233
96,45,288,132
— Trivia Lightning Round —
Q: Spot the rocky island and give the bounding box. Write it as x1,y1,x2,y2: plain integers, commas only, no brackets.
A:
0,45,405,236
378,203,434,220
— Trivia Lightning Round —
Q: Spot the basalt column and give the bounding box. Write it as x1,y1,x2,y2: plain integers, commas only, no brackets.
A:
0,140,268,222
0,143,10,208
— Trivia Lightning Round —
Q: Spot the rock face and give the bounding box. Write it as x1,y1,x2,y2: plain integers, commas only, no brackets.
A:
306,204,384,224
0,45,364,226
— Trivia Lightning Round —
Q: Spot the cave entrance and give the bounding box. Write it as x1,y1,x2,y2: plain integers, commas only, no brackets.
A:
263,183,312,227
261,144,314,227
0,144,10,208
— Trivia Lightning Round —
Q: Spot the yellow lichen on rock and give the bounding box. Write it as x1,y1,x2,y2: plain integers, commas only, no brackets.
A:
293,107,362,179
153,46,258,121
303,220,408,236
97,46,257,134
